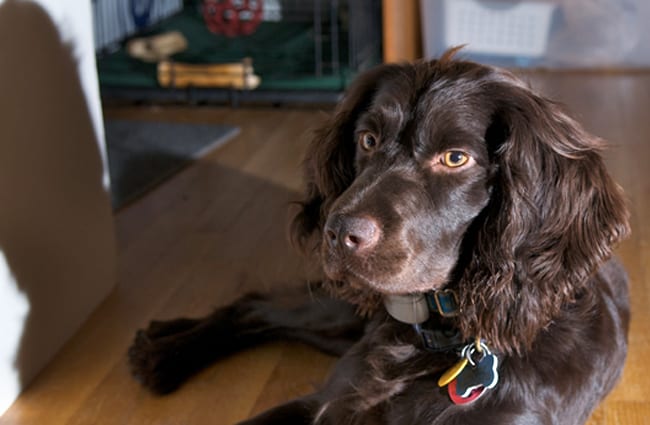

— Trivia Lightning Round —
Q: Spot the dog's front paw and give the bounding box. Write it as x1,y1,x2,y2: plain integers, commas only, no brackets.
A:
128,319,199,394
128,295,269,394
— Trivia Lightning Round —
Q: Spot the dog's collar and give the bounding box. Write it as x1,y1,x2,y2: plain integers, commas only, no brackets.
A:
384,291,501,404
384,291,500,404
383,290,467,352
383,290,460,324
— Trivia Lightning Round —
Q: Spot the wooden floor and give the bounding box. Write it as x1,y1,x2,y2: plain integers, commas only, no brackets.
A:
2,71,650,424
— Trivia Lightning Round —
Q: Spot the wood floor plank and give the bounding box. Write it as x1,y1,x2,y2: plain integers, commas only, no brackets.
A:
604,402,650,425
247,344,336,419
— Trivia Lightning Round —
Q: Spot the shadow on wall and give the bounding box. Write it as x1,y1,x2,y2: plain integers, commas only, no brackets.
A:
0,0,115,412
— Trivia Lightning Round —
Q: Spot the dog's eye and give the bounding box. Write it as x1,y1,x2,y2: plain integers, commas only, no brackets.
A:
442,151,470,168
359,132,378,152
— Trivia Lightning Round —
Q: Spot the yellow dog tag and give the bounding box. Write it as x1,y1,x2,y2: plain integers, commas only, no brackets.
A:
438,358,469,387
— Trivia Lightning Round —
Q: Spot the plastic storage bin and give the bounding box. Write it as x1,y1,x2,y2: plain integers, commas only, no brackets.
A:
420,0,650,68
443,0,555,58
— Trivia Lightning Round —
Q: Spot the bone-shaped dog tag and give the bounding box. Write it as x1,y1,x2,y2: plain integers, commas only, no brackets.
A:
454,350,499,398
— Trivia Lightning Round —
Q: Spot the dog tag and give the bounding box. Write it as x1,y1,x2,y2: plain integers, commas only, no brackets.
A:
448,379,485,405
454,350,499,398
438,358,468,387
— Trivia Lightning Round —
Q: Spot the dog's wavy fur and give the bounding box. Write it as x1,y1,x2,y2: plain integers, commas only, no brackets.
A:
129,52,630,424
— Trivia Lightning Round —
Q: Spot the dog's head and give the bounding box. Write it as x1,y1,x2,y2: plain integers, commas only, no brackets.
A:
291,51,629,354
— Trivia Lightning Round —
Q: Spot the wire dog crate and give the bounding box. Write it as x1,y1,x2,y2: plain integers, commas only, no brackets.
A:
96,0,382,105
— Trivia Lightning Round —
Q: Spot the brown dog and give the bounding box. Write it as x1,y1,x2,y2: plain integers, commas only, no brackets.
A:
129,50,630,424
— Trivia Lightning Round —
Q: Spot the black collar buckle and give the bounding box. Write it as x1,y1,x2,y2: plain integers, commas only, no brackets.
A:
417,325,469,353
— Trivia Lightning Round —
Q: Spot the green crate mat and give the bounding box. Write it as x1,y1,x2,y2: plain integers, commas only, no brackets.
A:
97,6,360,92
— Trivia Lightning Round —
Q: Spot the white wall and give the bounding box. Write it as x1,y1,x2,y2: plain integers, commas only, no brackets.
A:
0,0,116,415
37,0,109,187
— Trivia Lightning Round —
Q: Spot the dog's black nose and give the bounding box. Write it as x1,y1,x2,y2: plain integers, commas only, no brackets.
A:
324,215,380,253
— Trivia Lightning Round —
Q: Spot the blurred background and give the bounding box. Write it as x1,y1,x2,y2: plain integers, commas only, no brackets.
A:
95,0,650,106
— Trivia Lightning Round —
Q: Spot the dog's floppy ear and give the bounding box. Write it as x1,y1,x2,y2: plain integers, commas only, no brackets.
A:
290,64,399,251
457,79,630,355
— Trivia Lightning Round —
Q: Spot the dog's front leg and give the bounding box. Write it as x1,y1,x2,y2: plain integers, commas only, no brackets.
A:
128,288,365,394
